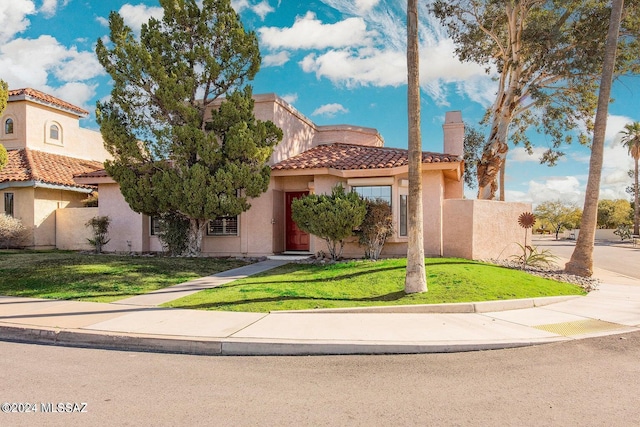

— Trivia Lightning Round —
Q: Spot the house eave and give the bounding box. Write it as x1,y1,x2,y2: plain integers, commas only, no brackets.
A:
271,162,463,180
0,180,95,193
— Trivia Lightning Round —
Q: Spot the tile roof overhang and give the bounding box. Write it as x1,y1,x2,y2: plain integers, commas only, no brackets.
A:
0,148,104,193
8,88,89,117
271,143,463,180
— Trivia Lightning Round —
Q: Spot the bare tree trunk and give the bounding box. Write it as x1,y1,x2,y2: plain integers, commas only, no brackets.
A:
566,0,624,277
405,0,427,294
499,158,506,201
185,218,206,257
477,102,511,200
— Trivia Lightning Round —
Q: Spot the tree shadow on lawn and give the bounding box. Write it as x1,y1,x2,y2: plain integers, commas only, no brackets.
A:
209,261,506,291
225,264,407,287
173,290,409,311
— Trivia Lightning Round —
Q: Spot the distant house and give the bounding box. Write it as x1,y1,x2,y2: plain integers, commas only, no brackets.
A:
0,88,110,248
75,93,531,259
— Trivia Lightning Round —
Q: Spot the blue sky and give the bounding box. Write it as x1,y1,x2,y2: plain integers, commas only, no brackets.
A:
1,0,638,206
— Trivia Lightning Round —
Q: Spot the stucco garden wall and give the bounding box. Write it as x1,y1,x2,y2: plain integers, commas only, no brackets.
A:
56,207,98,250
443,199,533,260
98,183,147,253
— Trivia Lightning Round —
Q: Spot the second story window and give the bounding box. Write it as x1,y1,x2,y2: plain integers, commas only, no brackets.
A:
50,124,59,140
4,118,13,134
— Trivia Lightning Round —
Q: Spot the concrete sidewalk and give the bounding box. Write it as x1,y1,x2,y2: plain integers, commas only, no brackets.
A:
1,259,639,356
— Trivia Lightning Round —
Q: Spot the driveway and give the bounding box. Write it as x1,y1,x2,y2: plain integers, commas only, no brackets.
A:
533,236,640,280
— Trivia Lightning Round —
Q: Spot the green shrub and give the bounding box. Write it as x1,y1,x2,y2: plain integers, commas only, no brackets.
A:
157,212,191,256
86,216,111,253
357,198,393,260
291,184,366,260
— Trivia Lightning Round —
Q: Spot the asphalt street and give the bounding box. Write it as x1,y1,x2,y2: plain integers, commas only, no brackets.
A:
534,236,640,279
1,332,640,426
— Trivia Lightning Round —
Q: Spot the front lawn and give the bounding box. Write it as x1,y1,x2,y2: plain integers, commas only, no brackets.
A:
0,250,250,303
163,258,586,312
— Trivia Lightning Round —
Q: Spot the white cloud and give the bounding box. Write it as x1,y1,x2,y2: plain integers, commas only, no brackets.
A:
252,1,274,20
300,49,406,88
263,51,290,67
40,0,70,18
312,103,349,118
231,0,250,13
0,35,104,103
118,4,164,34
524,176,584,206
259,3,490,104
281,93,298,105
96,16,109,27
0,0,36,44
50,82,98,111
509,147,554,163
355,0,380,14
260,12,374,50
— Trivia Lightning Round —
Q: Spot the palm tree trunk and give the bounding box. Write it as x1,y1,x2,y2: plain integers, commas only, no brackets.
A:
566,0,624,277
634,157,639,235
405,0,427,293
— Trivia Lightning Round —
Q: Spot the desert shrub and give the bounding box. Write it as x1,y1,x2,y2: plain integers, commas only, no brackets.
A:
0,214,30,248
510,244,558,269
357,198,393,260
291,184,366,260
157,212,191,256
86,215,111,253
613,224,632,241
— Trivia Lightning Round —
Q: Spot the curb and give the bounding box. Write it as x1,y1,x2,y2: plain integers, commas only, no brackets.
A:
274,295,581,314
0,324,569,356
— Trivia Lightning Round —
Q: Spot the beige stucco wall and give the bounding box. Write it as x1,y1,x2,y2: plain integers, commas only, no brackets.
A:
0,100,109,162
443,199,533,260
1,187,88,249
98,183,147,253
1,187,34,246
56,207,98,250
314,125,384,147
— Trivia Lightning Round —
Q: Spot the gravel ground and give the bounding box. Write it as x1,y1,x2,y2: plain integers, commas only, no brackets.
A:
486,259,599,292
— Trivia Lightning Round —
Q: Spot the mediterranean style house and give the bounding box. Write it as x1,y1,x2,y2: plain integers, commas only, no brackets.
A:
0,88,109,249
74,93,531,259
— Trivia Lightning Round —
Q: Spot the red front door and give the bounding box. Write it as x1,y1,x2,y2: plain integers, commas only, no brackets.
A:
286,191,310,251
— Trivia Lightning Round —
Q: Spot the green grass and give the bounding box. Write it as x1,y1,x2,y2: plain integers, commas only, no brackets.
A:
163,258,586,312
0,250,250,303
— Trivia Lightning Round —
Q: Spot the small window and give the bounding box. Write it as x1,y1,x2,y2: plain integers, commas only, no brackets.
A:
207,216,238,236
50,124,59,140
399,195,407,237
150,216,161,236
4,193,14,217
5,118,13,134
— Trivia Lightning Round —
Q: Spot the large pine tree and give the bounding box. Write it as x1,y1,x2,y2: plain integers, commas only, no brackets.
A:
96,0,282,255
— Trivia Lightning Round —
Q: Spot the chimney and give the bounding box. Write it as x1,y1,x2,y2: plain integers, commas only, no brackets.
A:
443,111,464,157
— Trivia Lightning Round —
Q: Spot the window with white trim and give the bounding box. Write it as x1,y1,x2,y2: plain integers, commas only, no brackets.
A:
50,124,59,140
352,185,391,204
4,118,13,134
150,216,161,236
4,193,14,217
399,195,407,236
45,121,63,145
207,216,239,236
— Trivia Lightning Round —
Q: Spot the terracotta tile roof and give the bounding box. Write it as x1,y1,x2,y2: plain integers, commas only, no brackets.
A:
74,169,109,179
8,88,89,117
272,143,462,171
0,148,104,190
